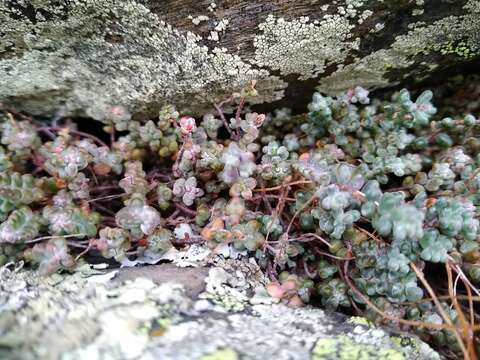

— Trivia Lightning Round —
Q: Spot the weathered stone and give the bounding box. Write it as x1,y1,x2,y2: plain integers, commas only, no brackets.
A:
1,0,479,118
112,263,209,298
0,261,440,360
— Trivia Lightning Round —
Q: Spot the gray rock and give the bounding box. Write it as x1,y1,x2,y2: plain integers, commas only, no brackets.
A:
0,261,440,360
112,263,209,298
1,1,480,118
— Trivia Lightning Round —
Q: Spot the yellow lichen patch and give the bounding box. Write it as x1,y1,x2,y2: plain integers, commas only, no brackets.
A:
347,316,372,327
201,348,239,360
439,41,475,59
312,336,405,360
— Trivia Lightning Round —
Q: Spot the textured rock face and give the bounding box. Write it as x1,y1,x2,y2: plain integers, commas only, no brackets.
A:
0,261,440,360
1,0,480,118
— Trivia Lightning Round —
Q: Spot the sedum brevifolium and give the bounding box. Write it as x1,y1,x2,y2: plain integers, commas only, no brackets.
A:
1,84,480,355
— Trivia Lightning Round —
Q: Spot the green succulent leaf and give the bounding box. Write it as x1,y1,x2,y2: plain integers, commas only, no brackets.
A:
0,206,42,244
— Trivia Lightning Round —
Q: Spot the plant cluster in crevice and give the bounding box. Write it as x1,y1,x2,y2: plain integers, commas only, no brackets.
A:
1,82,480,358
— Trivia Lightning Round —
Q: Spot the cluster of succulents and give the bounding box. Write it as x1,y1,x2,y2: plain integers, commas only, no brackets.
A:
1,84,480,354
266,272,315,307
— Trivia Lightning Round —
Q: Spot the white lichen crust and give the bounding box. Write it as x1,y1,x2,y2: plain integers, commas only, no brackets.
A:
1,0,480,118
0,261,440,360
0,0,286,118
318,0,480,93
253,14,360,80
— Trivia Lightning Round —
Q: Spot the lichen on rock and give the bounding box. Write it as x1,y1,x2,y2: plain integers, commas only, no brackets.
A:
253,14,360,80
2,1,480,118
0,260,441,360
318,0,480,93
312,336,406,360
0,0,286,118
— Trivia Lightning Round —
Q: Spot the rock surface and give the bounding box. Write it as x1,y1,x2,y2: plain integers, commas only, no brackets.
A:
0,260,440,360
1,0,480,118
112,263,209,298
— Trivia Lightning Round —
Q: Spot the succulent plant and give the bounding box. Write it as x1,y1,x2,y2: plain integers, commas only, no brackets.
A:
157,183,173,210
0,172,44,220
343,86,370,105
229,177,256,199
174,223,194,241
3,84,480,355
139,120,163,150
370,192,424,242
119,161,149,196
317,278,351,310
394,89,437,127
173,177,204,206
40,135,92,180
1,118,41,161
77,139,123,175
42,191,100,237
0,146,13,172
317,259,338,280
231,220,265,251
95,227,130,261
219,143,256,184
420,229,454,263
266,272,314,306
140,227,173,257
0,206,42,243
24,238,75,275
262,141,289,163
427,197,478,240
202,114,223,139
115,195,161,239
104,105,132,131
0,243,25,266
68,173,90,199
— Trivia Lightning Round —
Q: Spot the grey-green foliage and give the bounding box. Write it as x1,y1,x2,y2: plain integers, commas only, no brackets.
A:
39,134,92,180
317,278,350,310
138,227,173,259
427,197,478,241
173,177,204,206
261,141,291,182
420,230,454,263
231,220,265,251
116,161,161,239
317,259,338,279
1,118,41,162
351,239,424,303
42,190,100,237
24,238,75,275
304,89,437,183
370,192,424,242
1,85,480,356
0,172,44,221
115,194,160,239
78,139,123,174
259,214,283,240
0,206,42,244
96,227,131,262
309,164,366,239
